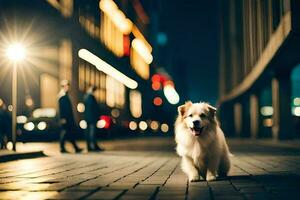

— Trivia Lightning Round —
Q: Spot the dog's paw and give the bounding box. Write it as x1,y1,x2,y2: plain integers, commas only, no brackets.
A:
189,175,200,182
206,175,217,181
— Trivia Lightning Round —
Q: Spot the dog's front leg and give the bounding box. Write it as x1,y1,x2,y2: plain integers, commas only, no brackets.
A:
206,158,219,181
194,156,206,180
197,161,207,180
182,156,199,182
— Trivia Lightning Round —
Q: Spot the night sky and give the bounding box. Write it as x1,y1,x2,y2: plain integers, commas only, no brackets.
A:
143,0,220,105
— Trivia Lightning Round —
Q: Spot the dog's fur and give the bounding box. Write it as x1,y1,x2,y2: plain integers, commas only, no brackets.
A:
174,101,230,181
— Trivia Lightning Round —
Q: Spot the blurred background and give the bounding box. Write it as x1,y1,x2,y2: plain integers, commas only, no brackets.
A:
0,0,299,145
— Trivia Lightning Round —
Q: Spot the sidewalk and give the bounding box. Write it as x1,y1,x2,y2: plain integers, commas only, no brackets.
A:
1,137,300,162
0,143,45,162
0,137,299,200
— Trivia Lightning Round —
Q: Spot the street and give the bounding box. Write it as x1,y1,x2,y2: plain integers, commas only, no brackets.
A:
0,137,300,200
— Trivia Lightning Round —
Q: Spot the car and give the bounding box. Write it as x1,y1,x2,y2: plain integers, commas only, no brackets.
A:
17,108,60,141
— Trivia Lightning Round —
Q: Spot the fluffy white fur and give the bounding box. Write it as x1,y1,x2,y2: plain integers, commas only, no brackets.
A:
175,101,230,182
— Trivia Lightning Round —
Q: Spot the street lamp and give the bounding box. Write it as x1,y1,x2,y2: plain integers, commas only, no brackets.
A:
6,43,26,151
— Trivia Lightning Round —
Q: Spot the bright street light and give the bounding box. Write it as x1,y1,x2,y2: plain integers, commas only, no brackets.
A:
6,43,26,62
6,42,26,151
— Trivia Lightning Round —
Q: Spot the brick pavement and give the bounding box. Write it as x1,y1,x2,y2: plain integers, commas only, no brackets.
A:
0,138,300,199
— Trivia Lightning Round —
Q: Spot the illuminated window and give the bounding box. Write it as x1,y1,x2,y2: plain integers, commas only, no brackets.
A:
130,28,153,80
100,73,106,103
90,67,95,87
79,62,85,91
59,40,72,82
99,0,132,57
106,76,125,108
79,59,108,104
40,74,58,108
106,76,115,107
84,64,90,90
130,90,142,118
95,71,100,101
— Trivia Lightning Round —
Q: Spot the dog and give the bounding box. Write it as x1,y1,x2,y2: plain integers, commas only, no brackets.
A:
174,101,230,182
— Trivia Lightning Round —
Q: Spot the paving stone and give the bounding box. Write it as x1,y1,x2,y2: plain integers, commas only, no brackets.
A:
1,139,300,200
48,191,90,199
86,190,124,200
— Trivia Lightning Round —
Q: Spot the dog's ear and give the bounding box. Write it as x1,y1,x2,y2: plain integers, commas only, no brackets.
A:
208,105,217,117
178,101,192,117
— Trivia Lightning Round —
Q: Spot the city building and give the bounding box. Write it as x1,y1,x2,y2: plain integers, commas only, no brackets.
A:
0,0,176,138
219,0,300,139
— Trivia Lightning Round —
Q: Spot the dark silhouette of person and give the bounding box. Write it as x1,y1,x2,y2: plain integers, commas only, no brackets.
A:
0,101,10,149
83,86,103,151
58,80,83,153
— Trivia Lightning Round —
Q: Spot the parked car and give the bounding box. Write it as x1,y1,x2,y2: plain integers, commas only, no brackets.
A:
17,108,60,141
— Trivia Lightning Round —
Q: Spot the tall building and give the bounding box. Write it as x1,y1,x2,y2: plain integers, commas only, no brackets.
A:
219,0,300,139
0,0,174,136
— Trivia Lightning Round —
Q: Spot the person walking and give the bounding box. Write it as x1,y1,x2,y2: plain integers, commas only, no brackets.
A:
58,80,83,153
83,86,103,151
0,101,10,149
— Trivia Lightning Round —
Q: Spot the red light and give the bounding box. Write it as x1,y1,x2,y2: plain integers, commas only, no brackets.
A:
164,80,174,87
152,82,161,90
123,35,130,56
100,115,112,129
151,74,160,82
153,97,163,106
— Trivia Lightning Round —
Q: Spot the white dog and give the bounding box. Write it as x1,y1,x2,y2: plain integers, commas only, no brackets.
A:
175,101,230,182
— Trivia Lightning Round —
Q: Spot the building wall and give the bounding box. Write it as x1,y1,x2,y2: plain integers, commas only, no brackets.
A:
219,0,300,139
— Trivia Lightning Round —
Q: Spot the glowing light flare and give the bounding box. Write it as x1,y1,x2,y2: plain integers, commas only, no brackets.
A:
294,97,300,106
152,82,161,90
112,11,132,34
163,80,174,87
99,0,118,14
6,142,13,150
153,97,162,106
161,123,169,133
17,115,27,124
78,49,138,89
24,122,35,131
151,74,160,82
129,121,137,130
97,119,106,128
37,121,47,130
260,106,273,116
79,120,87,129
100,115,112,129
33,108,56,118
6,43,26,62
99,0,132,34
150,121,159,131
139,121,147,131
263,118,273,127
132,25,152,52
8,105,13,112
77,103,85,113
163,85,180,105
132,38,153,64
293,107,300,116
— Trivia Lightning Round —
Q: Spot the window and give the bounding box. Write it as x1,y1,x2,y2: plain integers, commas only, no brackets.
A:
106,76,125,108
130,90,142,118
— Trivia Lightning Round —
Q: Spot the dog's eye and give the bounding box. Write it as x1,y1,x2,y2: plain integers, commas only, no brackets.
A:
188,114,193,117
200,114,206,118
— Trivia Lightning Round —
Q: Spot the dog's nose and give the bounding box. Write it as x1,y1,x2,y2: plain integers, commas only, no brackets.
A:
193,120,201,128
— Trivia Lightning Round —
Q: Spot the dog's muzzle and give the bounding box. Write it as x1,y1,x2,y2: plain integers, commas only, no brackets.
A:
191,120,204,136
